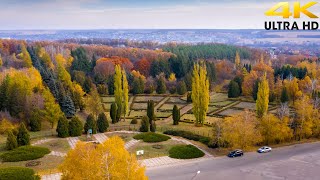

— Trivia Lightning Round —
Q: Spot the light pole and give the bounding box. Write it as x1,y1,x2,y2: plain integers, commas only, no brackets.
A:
191,170,200,180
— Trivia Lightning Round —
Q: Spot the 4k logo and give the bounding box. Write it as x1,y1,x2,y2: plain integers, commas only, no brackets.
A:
265,2,318,18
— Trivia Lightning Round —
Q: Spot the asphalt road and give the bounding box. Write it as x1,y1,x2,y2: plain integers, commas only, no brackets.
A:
147,142,320,180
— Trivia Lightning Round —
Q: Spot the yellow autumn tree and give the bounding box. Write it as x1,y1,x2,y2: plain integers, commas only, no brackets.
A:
192,62,209,126
256,73,269,118
59,136,148,180
259,114,293,145
56,54,73,91
284,77,302,105
294,95,314,140
85,87,103,118
18,43,32,68
222,110,261,149
168,73,176,82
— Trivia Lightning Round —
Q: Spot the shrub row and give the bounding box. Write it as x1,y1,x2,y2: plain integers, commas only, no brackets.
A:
0,167,40,180
0,146,50,162
169,145,205,159
133,132,170,143
163,130,211,145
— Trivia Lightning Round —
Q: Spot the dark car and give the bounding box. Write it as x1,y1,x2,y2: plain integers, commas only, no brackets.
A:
228,150,243,158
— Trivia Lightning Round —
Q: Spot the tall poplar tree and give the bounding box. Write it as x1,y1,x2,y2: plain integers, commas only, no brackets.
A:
256,74,269,118
122,69,129,121
114,65,129,122
114,65,123,121
192,62,209,126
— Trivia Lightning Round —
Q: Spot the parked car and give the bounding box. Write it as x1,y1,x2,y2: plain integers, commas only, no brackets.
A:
228,149,243,158
258,146,272,153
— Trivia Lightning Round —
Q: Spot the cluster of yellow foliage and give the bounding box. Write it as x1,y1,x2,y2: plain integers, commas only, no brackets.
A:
59,136,148,180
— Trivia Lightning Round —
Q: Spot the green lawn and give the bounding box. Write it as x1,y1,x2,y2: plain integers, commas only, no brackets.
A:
0,155,64,175
216,108,243,116
166,97,186,104
131,103,148,110
210,93,228,102
134,96,164,103
36,139,70,153
158,104,185,111
106,132,136,142
129,139,185,160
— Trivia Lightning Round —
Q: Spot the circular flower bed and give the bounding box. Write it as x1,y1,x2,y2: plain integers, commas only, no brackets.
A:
25,161,41,167
169,145,205,159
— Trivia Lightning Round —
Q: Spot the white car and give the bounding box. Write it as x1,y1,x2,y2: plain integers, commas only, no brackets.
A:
258,146,272,153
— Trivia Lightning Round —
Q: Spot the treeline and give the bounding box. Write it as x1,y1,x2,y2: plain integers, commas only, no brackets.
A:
163,44,251,62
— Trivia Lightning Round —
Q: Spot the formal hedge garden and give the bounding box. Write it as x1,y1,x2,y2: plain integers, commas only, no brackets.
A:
169,145,205,159
133,132,170,143
0,146,50,162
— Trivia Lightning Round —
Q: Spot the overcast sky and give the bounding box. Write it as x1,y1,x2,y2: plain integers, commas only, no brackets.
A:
0,0,317,29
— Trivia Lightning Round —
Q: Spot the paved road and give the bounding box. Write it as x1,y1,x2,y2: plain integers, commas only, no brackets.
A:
147,142,320,180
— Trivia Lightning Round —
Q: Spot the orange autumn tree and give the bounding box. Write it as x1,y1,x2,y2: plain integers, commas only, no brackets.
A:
59,136,147,180
94,56,134,77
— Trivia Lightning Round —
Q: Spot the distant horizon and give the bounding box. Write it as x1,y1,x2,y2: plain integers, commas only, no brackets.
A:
0,0,315,30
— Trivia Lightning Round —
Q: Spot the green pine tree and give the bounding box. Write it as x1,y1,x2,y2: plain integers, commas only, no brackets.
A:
172,105,180,125
84,114,97,134
56,116,69,138
281,87,289,103
97,113,109,133
140,116,149,132
110,103,118,124
17,123,30,146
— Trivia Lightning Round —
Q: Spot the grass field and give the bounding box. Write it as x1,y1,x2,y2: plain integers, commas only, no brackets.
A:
131,103,148,110
217,108,243,116
158,104,185,111
210,93,228,102
106,132,136,142
36,139,70,153
101,96,115,103
166,97,186,104
134,96,164,102
233,102,256,110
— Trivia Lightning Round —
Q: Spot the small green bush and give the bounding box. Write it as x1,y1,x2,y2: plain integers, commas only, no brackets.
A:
130,118,138,124
0,167,40,180
0,146,50,162
169,145,205,159
133,132,170,143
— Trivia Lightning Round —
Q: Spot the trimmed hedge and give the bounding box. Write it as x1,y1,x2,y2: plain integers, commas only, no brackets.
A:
133,132,170,143
163,130,211,145
0,146,50,162
169,145,205,159
0,167,40,180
